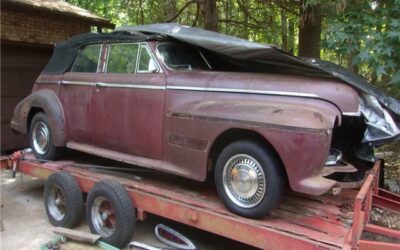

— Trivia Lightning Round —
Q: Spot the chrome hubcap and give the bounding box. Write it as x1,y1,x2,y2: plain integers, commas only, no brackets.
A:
48,186,66,221
222,154,266,208
91,197,116,237
32,121,50,155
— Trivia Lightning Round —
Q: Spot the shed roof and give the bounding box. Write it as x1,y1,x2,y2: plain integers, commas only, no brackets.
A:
2,0,114,28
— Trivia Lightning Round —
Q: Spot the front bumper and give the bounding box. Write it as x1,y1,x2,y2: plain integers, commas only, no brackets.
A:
293,159,360,196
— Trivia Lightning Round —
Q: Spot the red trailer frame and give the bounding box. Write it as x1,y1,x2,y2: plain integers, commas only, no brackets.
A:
2,152,400,249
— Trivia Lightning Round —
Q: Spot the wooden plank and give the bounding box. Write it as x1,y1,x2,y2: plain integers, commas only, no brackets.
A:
53,227,101,244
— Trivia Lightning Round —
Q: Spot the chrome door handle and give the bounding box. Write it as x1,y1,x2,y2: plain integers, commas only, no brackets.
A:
95,82,105,87
95,82,105,92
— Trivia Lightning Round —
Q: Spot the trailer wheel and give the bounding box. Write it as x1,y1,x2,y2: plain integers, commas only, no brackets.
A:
215,140,284,218
86,180,136,248
44,172,83,228
30,112,63,160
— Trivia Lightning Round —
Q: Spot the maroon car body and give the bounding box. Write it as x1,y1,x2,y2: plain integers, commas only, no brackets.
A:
11,24,400,218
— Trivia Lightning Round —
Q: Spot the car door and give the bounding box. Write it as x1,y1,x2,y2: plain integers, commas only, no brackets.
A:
60,44,103,145
94,42,166,160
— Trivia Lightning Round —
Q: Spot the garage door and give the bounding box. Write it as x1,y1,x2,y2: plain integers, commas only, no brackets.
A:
1,43,53,152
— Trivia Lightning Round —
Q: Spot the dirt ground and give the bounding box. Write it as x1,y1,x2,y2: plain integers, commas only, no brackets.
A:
378,141,400,193
371,141,400,231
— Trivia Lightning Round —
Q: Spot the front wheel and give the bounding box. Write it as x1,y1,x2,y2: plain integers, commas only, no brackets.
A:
29,112,63,160
214,140,284,218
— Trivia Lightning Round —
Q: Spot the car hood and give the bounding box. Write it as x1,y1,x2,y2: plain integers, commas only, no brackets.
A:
118,23,400,145
167,71,361,115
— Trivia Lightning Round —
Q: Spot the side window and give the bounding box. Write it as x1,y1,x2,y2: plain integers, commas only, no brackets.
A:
106,44,139,74
70,45,101,73
137,45,158,73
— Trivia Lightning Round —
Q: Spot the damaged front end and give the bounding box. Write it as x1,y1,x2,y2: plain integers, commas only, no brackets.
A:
360,94,400,146
304,59,400,191
323,93,400,191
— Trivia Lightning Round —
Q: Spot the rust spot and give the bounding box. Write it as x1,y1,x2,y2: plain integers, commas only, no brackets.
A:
168,133,208,151
32,168,53,180
187,209,198,222
314,112,323,123
272,108,283,114
338,202,353,213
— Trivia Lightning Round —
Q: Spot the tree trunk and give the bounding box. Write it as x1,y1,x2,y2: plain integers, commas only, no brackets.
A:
347,48,359,74
288,17,295,55
298,4,321,58
200,0,218,31
281,10,288,52
139,0,144,24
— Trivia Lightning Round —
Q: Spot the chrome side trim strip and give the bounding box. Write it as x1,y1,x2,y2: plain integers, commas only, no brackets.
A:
58,80,321,97
342,111,361,116
343,104,361,116
96,82,165,90
166,86,319,98
61,80,94,86
36,80,60,84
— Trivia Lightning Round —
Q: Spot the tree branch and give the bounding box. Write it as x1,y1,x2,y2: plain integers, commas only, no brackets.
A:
165,0,197,23
259,0,300,16
218,19,266,30
192,1,200,27
235,0,276,27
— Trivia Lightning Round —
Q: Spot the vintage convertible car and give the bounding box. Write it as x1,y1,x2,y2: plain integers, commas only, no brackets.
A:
11,24,400,218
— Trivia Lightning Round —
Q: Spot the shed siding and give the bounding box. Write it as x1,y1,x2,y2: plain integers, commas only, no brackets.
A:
1,9,91,45
1,44,53,151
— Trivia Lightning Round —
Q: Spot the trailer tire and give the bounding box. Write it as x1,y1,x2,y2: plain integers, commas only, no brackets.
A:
215,140,284,218
86,180,136,248
44,172,83,228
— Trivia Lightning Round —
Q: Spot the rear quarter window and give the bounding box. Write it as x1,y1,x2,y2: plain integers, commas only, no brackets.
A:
70,45,101,73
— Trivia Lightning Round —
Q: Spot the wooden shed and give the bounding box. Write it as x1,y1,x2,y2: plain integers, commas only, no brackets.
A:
1,0,114,152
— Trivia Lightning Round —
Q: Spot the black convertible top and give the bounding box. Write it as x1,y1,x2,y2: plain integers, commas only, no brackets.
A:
43,23,399,115
42,31,163,74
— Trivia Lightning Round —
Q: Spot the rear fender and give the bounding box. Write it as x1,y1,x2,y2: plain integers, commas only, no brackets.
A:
10,89,66,146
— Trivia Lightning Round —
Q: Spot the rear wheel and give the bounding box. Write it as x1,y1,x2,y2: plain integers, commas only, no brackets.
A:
30,112,63,160
215,140,284,218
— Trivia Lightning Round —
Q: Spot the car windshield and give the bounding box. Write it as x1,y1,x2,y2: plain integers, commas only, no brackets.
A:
157,43,211,71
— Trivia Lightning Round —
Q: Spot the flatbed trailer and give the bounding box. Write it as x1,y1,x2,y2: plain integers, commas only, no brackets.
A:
1,151,400,250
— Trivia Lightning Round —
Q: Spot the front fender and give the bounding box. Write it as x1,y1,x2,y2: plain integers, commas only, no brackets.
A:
10,89,66,147
166,92,342,193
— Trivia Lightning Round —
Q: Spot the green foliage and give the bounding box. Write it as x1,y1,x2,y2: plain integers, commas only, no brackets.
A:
322,0,400,88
